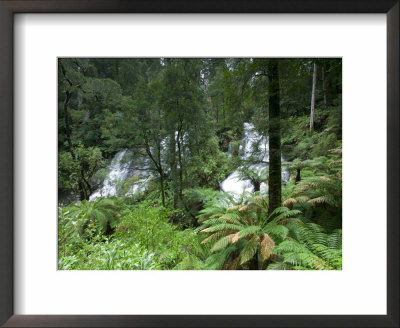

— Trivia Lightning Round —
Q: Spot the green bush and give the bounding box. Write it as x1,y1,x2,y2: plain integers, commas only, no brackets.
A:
58,199,205,270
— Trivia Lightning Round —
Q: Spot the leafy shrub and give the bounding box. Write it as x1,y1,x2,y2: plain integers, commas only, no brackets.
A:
59,237,159,270
59,199,205,270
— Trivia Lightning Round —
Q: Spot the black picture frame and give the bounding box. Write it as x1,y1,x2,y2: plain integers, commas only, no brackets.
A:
0,1,398,327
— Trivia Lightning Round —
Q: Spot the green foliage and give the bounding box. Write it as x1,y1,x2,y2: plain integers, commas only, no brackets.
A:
59,238,159,270
58,58,342,270
59,197,122,241
284,150,342,231
58,145,104,200
197,194,301,270
59,199,205,270
268,223,342,270
187,136,232,188
281,109,341,162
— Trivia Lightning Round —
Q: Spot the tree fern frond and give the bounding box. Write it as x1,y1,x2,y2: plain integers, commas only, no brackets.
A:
219,213,244,225
267,261,292,270
260,234,275,261
200,223,243,234
311,244,342,269
269,209,302,225
227,254,241,270
201,231,225,244
263,225,289,240
274,240,310,255
238,226,261,239
327,229,342,249
308,196,327,206
282,198,297,207
240,236,259,265
205,244,237,270
210,235,235,253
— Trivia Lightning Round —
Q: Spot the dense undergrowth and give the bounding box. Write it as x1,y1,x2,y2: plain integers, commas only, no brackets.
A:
58,111,342,270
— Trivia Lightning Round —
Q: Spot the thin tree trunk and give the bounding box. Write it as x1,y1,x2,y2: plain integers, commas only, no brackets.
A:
157,108,166,207
322,66,328,108
216,98,219,124
257,252,264,270
63,91,74,159
295,168,301,184
168,130,178,209
267,59,281,216
310,62,317,131
143,134,166,207
176,125,184,200
253,181,260,193
159,174,166,207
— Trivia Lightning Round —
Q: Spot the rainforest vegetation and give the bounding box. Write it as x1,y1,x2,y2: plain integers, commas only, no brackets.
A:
58,58,342,270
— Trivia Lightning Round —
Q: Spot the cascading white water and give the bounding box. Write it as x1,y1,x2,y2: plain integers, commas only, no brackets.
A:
220,123,289,197
89,150,131,201
89,150,151,201
89,124,290,201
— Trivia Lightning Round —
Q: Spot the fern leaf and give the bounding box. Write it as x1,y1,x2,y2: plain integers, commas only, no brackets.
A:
238,226,261,239
282,198,297,207
201,223,243,234
260,234,275,261
240,236,259,265
201,231,225,244
210,235,234,253
264,225,289,240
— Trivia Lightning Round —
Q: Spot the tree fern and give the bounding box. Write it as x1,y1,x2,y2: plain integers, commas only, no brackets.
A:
59,197,122,242
268,222,342,270
198,192,300,269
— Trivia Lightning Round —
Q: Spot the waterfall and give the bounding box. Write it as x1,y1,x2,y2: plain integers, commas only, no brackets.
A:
220,123,290,197
89,150,151,201
227,142,233,157
89,150,131,201
89,124,290,201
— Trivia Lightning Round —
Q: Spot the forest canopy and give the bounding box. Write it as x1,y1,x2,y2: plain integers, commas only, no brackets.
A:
58,58,342,270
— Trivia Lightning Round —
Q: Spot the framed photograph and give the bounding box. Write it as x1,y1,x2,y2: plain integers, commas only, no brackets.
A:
1,1,398,327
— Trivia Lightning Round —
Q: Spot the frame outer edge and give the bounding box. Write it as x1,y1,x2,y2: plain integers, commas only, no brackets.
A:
0,1,14,327
1,0,399,327
387,2,400,326
0,0,399,13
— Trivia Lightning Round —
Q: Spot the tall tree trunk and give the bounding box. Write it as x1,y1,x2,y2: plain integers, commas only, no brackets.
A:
143,134,166,207
310,62,317,131
168,130,179,209
63,91,74,160
267,60,281,216
60,60,90,201
159,174,166,207
176,128,184,200
322,66,328,108
157,109,166,207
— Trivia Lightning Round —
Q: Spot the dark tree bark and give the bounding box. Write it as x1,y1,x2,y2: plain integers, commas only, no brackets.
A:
322,66,328,108
176,120,184,201
310,62,317,131
168,130,179,209
60,61,90,201
143,134,166,207
295,168,301,184
267,59,282,216
62,91,74,158
252,180,261,193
